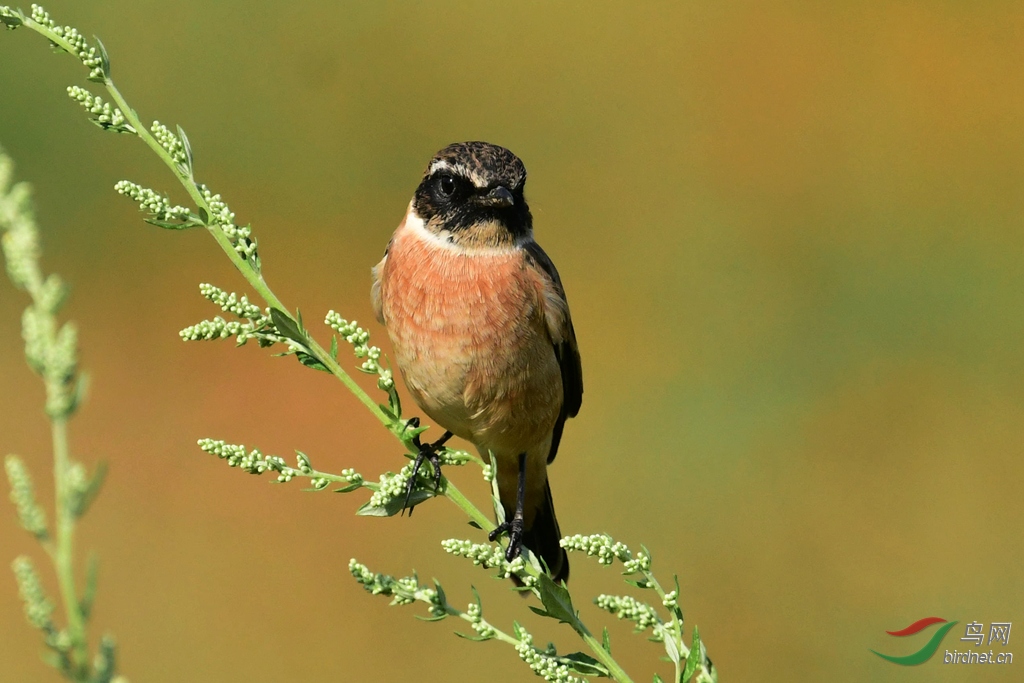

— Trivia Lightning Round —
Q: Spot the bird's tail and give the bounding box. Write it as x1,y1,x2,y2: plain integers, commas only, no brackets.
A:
518,481,569,584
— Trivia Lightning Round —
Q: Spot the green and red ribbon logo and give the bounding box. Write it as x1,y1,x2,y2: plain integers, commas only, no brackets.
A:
872,617,959,665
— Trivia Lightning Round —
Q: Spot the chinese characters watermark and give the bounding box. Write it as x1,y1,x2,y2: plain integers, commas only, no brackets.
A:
946,621,1013,665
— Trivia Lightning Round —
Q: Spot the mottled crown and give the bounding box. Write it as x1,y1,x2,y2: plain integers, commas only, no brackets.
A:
425,141,527,191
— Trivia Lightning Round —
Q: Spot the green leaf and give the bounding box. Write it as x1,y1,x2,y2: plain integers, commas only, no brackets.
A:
602,627,612,654
558,652,610,677
72,461,108,518
402,423,428,443
143,217,200,230
332,482,363,494
670,574,685,621
433,579,448,609
0,10,24,28
415,614,448,622
95,36,111,79
330,335,339,359
388,386,402,419
198,206,209,224
488,453,504,524
80,552,99,620
663,630,680,665
69,371,90,417
454,630,491,641
653,675,665,683
681,626,701,682
624,578,650,589
535,573,585,636
269,308,306,345
295,351,328,372
355,489,433,517
176,124,193,174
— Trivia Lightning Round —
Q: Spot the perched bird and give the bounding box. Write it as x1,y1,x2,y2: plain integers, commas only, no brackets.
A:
371,142,582,583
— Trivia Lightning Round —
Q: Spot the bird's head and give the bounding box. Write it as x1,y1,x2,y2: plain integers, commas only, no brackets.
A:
411,141,533,249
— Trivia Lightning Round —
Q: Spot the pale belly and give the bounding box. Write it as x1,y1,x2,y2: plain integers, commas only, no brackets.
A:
380,233,562,456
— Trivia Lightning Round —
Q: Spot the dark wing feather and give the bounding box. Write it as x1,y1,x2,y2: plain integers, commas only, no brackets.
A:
524,241,583,463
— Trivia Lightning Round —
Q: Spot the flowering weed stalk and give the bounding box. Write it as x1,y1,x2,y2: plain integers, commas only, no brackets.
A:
1,146,126,683
1,5,716,682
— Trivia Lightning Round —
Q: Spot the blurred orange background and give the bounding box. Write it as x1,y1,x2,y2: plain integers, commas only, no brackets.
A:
2,1,1023,681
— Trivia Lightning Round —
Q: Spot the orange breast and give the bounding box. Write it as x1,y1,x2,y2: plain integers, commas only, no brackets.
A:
380,225,562,455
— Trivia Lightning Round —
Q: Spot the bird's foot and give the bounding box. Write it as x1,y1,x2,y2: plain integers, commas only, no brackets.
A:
401,417,451,515
488,517,525,562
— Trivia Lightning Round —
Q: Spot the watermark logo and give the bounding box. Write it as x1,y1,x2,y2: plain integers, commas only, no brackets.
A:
872,617,958,665
872,618,1013,666
945,621,1013,665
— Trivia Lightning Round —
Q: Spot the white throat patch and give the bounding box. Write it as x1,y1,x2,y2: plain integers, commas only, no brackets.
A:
403,205,530,254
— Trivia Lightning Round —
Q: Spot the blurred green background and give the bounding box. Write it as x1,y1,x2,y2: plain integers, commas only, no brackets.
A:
2,1,1022,681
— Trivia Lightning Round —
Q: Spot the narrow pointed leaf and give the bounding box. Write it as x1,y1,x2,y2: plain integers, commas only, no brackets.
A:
663,631,680,665
80,553,99,619
143,218,200,230
681,626,701,682
295,351,328,372
176,124,193,173
536,573,585,636
559,652,610,677
269,308,306,345
356,489,433,517
0,10,24,28
72,461,108,518
454,631,491,641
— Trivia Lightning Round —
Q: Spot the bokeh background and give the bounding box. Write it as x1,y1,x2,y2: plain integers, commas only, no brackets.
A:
2,1,1022,681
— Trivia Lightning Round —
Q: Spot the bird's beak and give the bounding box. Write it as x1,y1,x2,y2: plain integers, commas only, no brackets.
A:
479,186,514,208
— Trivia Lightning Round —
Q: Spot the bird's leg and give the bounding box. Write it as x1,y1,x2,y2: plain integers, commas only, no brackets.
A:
401,417,454,515
488,452,527,561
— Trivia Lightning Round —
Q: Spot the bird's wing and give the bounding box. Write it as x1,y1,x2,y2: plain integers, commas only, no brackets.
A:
370,248,388,325
523,240,583,463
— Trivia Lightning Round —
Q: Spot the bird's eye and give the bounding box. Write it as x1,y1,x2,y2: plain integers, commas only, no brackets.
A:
438,175,456,197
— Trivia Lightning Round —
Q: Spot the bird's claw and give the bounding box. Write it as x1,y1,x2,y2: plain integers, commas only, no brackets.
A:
400,417,449,516
488,517,525,562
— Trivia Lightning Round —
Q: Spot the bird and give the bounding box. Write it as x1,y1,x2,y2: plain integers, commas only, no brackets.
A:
371,141,582,583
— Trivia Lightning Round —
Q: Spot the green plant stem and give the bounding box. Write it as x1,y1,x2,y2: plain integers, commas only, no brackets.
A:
50,417,87,675
442,479,494,532
446,607,520,648
581,629,635,683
